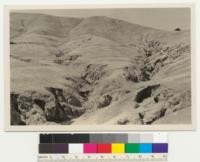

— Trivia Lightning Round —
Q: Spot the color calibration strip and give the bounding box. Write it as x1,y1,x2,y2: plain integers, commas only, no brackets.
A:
39,143,167,154
38,133,168,161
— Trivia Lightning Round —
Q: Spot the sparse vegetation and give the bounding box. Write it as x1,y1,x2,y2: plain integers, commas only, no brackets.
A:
10,13,191,125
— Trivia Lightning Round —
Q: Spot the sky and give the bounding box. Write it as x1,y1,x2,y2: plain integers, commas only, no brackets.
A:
12,8,191,31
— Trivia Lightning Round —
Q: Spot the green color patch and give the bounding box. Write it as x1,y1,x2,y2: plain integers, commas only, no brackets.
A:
125,143,139,153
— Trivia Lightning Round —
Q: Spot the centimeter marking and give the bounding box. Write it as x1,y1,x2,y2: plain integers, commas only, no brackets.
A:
38,154,167,162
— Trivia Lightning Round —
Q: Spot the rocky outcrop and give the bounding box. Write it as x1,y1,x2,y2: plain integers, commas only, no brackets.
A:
135,84,160,103
97,94,112,108
67,96,82,107
10,88,85,124
117,118,130,125
141,42,190,78
10,93,25,125
83,64,107,84
24,105,47,125
54,55,81,65
123,66,150,82
136,88,191,124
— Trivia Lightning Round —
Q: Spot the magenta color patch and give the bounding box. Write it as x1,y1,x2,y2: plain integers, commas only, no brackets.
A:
84,143,97,153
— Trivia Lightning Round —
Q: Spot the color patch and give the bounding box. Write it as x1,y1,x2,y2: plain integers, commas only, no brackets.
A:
153,133,168,143
84,144,97,153
40,134,53,143
52,134,90,143
140,134,153,143
112,143,125,153
125,143,139,153
139,144,152,153
68,144,83,154
39,144,53,154
152,143,168,153
97,144,111,153
128,134,140,143
52,144,68,154
101,134,127,143
90,134,104,143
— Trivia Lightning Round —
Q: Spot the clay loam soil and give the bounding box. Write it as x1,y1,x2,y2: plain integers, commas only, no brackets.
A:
10,13,191,125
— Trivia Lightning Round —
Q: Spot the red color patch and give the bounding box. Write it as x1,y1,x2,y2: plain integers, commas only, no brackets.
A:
97,144,111,153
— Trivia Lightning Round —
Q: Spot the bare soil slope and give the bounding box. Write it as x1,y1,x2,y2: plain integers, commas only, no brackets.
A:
10,13,191,125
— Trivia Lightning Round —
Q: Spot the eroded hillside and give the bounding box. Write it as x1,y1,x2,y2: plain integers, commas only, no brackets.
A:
10,13,191,125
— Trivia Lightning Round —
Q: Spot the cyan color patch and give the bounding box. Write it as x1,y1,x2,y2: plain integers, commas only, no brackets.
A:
139,143,152,153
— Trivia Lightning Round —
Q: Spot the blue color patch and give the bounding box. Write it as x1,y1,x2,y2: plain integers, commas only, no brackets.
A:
139,143,152,153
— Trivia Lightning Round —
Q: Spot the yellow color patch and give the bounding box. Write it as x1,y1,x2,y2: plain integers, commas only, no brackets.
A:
112,143,125,153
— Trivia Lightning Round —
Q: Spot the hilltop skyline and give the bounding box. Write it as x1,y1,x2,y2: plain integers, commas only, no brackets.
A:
11,8,190,31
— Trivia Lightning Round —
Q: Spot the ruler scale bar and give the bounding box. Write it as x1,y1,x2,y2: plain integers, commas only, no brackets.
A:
38,154,168,161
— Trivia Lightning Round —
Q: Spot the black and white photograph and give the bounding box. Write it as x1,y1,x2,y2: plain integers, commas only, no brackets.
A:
5,5,195,131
